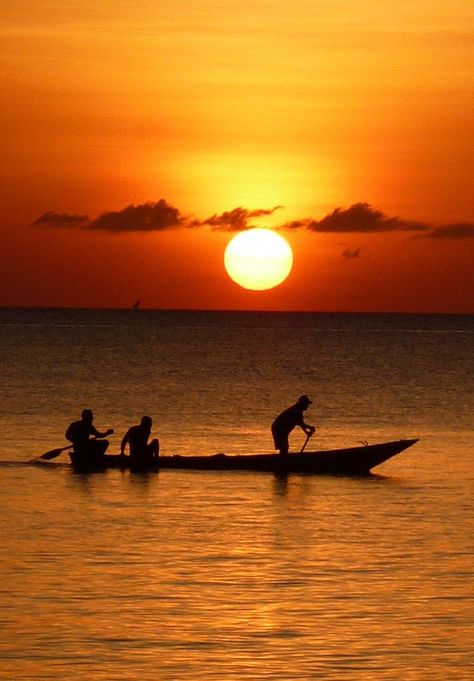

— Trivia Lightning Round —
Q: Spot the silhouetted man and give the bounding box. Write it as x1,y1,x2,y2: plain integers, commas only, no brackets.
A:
120,415,159,467
271,395,315,455
66,409,113,464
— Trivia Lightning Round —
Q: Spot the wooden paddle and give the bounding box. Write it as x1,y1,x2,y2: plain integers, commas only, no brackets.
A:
38,443,74,460
35,429,114,461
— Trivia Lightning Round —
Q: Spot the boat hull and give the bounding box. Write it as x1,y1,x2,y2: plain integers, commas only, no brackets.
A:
70,439,418,474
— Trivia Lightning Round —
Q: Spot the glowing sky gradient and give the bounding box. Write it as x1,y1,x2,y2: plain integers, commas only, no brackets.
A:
1,1,473,312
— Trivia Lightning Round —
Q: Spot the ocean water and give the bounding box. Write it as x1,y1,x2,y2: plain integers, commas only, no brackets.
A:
0,308,473,680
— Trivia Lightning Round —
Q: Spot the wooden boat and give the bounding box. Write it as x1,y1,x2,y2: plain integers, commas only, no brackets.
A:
69,439,418,474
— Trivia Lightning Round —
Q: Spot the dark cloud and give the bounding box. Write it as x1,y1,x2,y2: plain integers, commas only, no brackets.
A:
88,200,184,232
418,223,474,239
284,203,429,233
32,201,183,233
32,200,474,240
34,211,89,228
199,206,283,231
33,201,282,234
342,247,360,258
282,203,474,240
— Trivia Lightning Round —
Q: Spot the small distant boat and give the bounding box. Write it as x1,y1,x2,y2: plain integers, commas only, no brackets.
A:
68,439,418,474
132,300,141,310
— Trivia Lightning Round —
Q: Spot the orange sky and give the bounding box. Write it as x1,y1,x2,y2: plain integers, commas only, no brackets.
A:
1,1,473,312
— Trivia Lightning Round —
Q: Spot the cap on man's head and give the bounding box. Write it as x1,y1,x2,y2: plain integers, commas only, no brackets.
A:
298,395,312,405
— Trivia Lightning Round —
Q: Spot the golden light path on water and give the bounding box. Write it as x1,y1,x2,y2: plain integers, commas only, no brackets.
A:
1,457,473,680
0,309,473,680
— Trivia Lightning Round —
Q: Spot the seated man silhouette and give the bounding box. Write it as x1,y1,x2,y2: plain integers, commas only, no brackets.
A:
120,416,159,466
65,409,114,464
271,395,315,455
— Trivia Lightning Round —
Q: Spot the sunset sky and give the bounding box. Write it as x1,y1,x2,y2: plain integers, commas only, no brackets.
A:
1,1,473,312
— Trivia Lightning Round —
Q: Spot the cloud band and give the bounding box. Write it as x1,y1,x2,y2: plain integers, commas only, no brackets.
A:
34,200,474,239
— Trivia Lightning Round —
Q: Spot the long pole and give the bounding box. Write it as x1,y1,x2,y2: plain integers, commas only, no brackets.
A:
300,433,312,454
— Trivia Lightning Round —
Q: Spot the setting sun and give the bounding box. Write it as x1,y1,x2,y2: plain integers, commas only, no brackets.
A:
224,228,293,291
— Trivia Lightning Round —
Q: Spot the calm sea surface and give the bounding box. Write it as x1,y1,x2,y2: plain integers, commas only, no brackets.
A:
0,309,473,680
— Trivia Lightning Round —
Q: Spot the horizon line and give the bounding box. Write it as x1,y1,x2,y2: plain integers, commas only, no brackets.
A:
0,305,473,317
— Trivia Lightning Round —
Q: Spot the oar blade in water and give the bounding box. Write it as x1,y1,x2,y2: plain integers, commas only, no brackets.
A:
39,446,69,460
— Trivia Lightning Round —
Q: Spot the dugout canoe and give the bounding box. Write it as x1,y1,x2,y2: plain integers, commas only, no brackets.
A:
69,439,418,474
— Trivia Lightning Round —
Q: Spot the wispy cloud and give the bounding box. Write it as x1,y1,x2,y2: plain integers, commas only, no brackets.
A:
197,206,283,231
342,247,361,258
34,212,89,228
416,223,474,239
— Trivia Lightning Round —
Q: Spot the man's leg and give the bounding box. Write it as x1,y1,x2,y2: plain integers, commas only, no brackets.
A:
272,428,289,455
147,439,159,459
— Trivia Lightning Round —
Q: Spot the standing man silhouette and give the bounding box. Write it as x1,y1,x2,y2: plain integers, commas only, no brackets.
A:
271,395,315,455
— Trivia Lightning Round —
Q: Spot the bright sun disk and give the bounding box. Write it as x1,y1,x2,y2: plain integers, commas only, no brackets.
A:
224,228,293,291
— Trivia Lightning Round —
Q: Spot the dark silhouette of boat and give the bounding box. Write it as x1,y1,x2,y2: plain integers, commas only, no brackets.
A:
68,439,418,474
